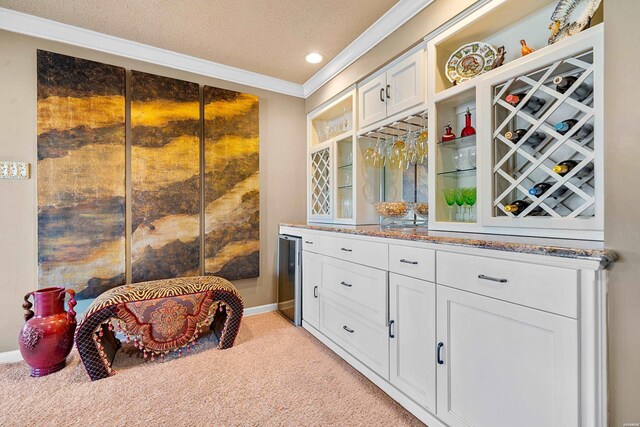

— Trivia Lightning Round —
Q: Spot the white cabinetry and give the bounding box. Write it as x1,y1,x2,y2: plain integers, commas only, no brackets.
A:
307,88,380,225
358,73,387,128
302,251,321,329
358,49,425,130
389,273,436,411
436,285,578,427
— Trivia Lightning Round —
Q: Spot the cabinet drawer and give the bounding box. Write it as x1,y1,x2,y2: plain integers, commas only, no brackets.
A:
305,233,388,269
323,235,388,269
301,233,322,253
389,244,435,282
436,251,578,318
320,297,389,379
321,257,387,325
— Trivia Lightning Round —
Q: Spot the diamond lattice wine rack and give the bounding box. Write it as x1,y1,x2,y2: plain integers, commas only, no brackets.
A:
493,51,595,217
310,146,332,218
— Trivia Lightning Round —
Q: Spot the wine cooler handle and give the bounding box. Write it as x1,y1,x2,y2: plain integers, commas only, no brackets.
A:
437,342,444,365
388,320,395,338
313,286,318,298
478,274,508,283
386,84,391,99
380,88,385,102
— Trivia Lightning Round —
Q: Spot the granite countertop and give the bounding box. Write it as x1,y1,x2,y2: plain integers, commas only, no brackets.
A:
281,223,617,268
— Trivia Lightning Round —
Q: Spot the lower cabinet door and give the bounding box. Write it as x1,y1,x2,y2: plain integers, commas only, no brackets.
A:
388,273,436,411
302,251,321,329
320,296,389,379
436,286,578,427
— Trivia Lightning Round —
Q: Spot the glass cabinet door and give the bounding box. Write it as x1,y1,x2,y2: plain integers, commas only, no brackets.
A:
335,137,354,221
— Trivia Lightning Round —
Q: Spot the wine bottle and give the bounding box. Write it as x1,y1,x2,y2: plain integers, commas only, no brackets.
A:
553,75,592,101
554,119,594,138
528,182,565,198
504,200,543,216
505,92,546,114
552,160,594,177
505,129,546,146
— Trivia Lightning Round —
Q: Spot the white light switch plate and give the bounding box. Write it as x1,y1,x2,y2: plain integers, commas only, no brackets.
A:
0,161,30,180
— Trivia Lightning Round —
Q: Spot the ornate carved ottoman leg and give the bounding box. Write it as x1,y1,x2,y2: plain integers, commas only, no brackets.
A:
210,289,244,349
75,306,118,381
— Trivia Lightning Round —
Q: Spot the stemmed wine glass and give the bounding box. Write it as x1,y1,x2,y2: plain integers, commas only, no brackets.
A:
454,188,465,221
461,187,477,222
442,188,457,221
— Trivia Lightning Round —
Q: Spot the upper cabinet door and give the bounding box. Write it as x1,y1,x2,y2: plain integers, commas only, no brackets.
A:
436,286,578,427
386,50,425,117
358,73,387,129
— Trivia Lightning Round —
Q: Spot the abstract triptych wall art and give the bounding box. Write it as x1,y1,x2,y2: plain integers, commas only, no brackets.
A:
204,87,260,280
37,51,260,299
37,51,126,299
130,72,201,283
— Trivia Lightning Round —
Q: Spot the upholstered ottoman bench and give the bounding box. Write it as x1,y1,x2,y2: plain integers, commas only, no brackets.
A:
75,276,243,381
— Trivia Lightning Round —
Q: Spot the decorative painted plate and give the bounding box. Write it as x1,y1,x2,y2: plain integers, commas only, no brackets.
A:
548,0,603,45
446,42,497,84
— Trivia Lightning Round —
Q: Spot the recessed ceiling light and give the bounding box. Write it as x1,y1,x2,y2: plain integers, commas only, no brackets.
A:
305,52,323,64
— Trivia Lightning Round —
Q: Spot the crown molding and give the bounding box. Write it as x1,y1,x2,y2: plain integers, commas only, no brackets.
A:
0,7,305,98
302,0,435,97
1,0,437,100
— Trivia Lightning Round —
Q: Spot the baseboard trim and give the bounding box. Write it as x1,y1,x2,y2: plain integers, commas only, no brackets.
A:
0,350,22,364
244,303,277,316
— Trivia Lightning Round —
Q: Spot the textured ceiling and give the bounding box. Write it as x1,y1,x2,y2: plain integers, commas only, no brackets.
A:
0,0,400,84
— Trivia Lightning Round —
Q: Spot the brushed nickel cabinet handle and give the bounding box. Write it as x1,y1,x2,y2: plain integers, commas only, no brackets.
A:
343,325,354,333
478,274,508,283
340,281,352,288
400,259,418,265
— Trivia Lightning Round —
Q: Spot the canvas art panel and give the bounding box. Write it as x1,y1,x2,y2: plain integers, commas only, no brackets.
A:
203,86,260,280
37,50,126,299
130,71,201,283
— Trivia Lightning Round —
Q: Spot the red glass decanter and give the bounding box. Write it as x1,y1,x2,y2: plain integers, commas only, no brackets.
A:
461,107,476,137
441,123,456,142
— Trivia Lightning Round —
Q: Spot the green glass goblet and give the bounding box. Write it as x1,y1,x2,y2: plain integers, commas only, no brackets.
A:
442,188,456,221
454,188,465,222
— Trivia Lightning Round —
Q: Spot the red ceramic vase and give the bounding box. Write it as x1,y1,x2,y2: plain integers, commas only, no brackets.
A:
18,287,77,377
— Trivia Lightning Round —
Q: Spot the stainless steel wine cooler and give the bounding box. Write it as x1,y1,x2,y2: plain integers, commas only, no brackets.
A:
277,234,302,326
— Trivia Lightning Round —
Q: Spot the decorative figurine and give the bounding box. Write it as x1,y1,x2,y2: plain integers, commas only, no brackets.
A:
492,46,506,69
461,108,476,137
19,287,77,376
520,39,534,56
442,123,456,142
548,0,603,45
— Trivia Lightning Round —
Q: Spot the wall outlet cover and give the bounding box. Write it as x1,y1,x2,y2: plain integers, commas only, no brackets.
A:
0,161,30,180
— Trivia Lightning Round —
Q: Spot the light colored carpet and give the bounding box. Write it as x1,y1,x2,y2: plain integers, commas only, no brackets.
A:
0,312,424,426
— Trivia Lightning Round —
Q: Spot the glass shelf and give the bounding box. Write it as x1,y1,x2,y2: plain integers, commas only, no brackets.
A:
437,167,477,177
337,163,353,170
338,184,353,189
437,134,476,149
